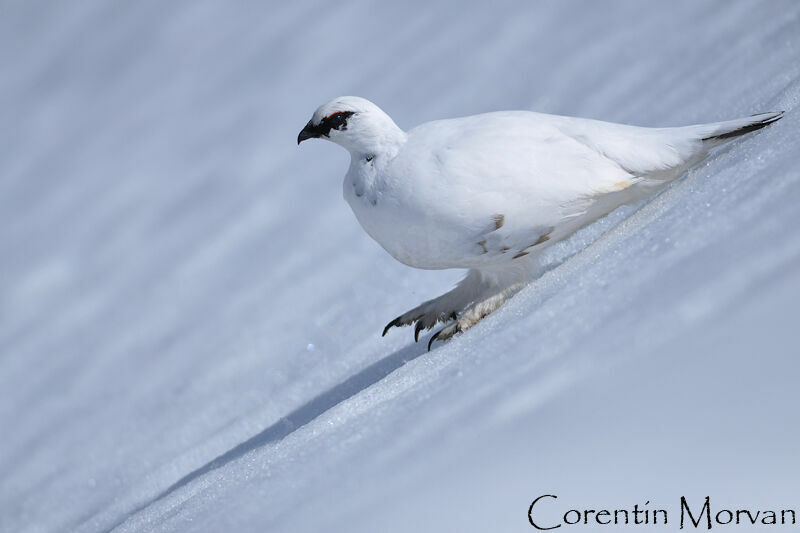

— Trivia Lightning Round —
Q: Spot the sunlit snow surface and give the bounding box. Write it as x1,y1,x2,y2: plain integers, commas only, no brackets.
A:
1,1,799,532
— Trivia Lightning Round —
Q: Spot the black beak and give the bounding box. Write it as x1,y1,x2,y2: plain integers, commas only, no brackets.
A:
297,120,321,145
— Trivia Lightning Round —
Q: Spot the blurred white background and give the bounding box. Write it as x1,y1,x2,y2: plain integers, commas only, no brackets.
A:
1,1,799,531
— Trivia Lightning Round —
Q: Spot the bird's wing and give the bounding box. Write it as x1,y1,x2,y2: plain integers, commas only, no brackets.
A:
393,112,648,265
551,115,705,177
370,110,780,269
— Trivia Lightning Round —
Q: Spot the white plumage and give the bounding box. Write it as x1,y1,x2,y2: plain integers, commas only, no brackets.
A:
298,96,782,348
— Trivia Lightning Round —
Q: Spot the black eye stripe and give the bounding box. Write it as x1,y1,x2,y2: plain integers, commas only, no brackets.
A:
315,110,355,137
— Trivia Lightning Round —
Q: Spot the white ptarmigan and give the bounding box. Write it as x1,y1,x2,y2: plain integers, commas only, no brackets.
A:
298,97,782,350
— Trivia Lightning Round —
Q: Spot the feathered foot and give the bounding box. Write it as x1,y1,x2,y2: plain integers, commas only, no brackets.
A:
382,269,490,341
381,269,525,348
381,304,457,342
427,290,511,350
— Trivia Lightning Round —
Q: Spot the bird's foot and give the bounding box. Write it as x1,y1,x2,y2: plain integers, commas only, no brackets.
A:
427,321,462,351
382,283,476,341
426,290,512,351
381,270,522,347
382,304,458,342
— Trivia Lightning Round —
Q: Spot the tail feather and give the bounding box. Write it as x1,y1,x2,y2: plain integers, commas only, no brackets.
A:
700,111,784,143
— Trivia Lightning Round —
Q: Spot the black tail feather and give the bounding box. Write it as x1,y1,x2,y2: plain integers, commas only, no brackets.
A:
702,111,784,142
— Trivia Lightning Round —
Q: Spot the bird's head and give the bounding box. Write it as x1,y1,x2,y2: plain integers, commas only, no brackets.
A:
297,96,406,156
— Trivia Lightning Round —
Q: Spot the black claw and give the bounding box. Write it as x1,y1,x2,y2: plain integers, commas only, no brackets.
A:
428,330,441,351
382,317,401,337
414,321,425,342
428,323,463,351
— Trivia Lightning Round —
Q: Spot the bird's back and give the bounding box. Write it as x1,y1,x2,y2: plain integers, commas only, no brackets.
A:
352,108,782,269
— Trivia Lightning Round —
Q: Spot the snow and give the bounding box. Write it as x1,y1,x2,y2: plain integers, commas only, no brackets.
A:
1,1,799,532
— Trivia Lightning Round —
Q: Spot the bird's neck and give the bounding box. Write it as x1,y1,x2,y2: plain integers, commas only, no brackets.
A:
346,123,404,206
346,118,407,160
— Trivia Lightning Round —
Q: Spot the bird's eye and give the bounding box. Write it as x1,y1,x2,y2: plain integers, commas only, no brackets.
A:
328,113,345,126
325,111,355,131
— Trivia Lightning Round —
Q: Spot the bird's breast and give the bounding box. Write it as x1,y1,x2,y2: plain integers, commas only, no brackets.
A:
343,170,461,270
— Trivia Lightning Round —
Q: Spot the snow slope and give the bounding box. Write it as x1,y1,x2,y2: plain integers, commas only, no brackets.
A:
1,1,799,532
